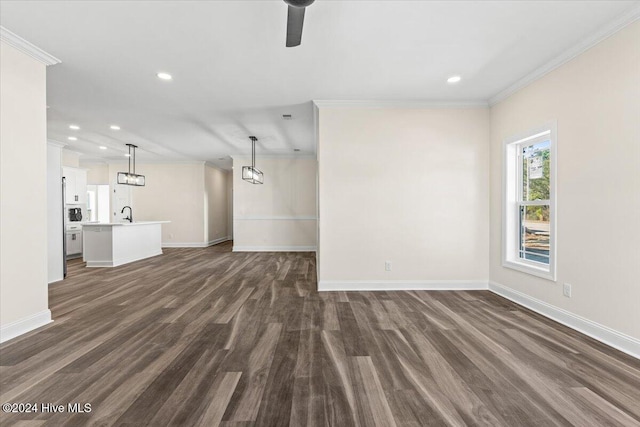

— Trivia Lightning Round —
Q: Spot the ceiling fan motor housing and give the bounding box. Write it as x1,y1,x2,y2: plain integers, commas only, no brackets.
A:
284,0,315,8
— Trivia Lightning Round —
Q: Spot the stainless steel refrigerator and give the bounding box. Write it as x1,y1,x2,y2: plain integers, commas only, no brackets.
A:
62,177,67,277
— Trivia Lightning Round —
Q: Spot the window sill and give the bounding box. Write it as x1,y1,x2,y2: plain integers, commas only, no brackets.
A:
502,259,556,282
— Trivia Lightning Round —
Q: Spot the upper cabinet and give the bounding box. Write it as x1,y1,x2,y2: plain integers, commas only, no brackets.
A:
63,167,88,205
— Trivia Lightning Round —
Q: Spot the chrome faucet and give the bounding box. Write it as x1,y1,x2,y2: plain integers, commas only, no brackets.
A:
121,206,133,223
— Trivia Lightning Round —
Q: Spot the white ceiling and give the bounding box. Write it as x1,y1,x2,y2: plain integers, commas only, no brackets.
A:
1,0,637,167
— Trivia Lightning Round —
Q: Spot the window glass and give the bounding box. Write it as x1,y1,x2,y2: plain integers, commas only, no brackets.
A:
519,205,550,264
521,140,550,202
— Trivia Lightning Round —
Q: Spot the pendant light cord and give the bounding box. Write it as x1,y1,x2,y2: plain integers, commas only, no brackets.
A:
250,136,257,168
126,144,138,174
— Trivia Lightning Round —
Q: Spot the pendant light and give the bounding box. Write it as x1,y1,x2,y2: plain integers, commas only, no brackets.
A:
242,136,264,184
117,144,145,186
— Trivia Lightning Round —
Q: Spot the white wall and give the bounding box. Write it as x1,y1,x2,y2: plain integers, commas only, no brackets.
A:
317,107,490,288
62,149,81,167
232,157,317,251
489,21,640,340
205,164,230,244
115,162,206,245
0,41,51,341
83,162,109,185
47,142,64,283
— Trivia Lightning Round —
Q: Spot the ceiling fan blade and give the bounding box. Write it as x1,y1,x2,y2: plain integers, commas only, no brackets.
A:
286,5,305,47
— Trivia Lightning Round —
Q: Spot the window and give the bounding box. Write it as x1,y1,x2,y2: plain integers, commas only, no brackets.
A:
503,124,556,280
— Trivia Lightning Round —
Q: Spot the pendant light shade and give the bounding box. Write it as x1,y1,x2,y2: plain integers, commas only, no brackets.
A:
117,144,145,186
242,136,263,184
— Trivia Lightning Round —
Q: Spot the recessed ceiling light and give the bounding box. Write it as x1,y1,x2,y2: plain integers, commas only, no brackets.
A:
69,125,80,130
157,72,172,80
68,136,77,141
99,146,107,150
447,75,462,84
110,125,120,130
282,114,293,120
124,153,131,157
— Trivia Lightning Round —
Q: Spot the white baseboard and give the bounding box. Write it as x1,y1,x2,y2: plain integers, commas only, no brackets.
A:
86,260,115,267
86,251,164,268
208,236,231,246
233,245,317,252
318,280,488,292
48,275,64,285
489,281,640,359
162,237,231,248
162,242,208,248
0,310,52,344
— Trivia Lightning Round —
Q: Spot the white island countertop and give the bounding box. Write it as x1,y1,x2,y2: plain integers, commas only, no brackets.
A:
82,221,170,227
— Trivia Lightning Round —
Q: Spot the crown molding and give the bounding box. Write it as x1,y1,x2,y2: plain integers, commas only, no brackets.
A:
0,26,61,66
105,159,205,166
79,160,108,166
489,4,640,106
62,148,84,156
204,161,231,172
47,139,68,148
229,153,317,160
313,100,488,109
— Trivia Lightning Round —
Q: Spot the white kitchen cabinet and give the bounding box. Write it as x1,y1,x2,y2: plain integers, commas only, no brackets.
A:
63,167,88,204
66,229,83,257
75,169,87,204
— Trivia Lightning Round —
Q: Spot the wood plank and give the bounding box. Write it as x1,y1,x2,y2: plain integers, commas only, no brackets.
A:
254,330,300,426
222,323,283,422
197,371,243,426
350,356,397,427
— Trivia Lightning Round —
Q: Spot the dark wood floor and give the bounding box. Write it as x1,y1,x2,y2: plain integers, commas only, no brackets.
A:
1,242,639,426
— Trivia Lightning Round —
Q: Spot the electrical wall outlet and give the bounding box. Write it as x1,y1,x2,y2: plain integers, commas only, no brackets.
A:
385,261,392,271
563,283,572,298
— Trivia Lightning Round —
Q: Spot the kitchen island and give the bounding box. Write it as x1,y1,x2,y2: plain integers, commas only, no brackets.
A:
82,221,170,267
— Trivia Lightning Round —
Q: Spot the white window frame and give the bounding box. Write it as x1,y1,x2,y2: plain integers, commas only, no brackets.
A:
502,122,557,281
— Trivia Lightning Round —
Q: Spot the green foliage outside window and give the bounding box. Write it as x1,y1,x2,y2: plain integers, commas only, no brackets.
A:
522,148,550,221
